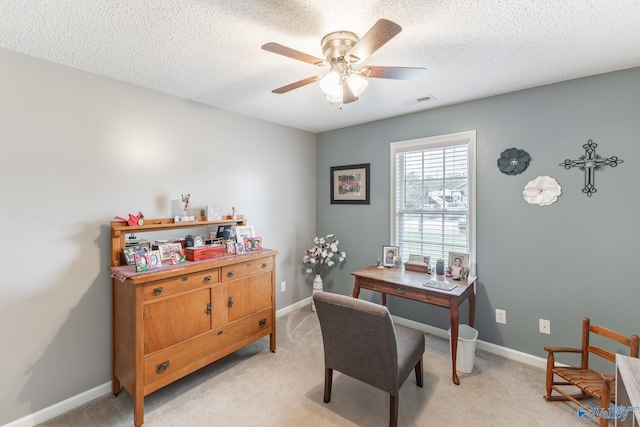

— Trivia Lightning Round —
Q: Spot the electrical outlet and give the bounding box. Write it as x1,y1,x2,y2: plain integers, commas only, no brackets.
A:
539,319,551,335
280,281,286,292
496,309,506,324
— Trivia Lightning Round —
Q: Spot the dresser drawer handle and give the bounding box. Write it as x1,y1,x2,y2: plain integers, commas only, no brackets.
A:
259,318,267,327
395,287,405,294
204,275,212,283
152,287,163,296
181,276,189,282
156,360,169,374
262,263,268,268
227,270,235,277
246,262,252,267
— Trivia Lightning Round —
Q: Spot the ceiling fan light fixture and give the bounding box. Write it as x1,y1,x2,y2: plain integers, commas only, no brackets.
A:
319,70,341,97
263,19,424,105
326,90,343,104
347,73,368,97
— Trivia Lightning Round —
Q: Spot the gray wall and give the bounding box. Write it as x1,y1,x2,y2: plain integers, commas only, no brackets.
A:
317,67,640,362
0,48,316,425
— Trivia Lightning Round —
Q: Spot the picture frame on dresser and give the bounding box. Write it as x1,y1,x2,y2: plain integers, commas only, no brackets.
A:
235,225,254,243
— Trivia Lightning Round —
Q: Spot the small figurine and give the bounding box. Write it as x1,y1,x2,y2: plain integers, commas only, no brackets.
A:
181,194,190,211
232,206,237,220
114,211,144,226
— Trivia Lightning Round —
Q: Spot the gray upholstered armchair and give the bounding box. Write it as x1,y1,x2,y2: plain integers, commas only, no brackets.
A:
313,292,425,427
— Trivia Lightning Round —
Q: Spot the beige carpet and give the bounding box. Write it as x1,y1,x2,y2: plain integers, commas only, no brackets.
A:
39,305,594,426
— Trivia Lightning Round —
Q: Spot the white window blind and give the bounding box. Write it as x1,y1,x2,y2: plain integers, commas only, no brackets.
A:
391,131,475,267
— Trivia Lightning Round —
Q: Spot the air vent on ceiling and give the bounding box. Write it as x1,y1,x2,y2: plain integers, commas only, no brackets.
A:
416,94,435,102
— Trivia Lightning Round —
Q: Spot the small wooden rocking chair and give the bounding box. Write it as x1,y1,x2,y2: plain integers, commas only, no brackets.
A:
543,317,639,427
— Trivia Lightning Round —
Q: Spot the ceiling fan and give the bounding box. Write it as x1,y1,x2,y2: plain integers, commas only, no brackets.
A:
262,19,426,106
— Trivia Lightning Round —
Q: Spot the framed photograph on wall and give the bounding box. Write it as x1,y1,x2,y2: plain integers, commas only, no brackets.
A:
330,163,370,204
382,245,399,267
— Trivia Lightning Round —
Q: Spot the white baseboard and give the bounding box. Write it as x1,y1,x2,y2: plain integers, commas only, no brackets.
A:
276,297,312,317
4,300,543,427
392,315,548,370
2,382,111,427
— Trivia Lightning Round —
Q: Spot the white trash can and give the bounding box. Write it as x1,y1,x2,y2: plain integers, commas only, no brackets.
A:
448,324,478,374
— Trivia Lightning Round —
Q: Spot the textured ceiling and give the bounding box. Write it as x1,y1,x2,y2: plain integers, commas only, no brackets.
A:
2,1,640,133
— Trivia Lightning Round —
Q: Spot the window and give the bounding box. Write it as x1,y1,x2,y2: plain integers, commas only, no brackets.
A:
391,131,476,270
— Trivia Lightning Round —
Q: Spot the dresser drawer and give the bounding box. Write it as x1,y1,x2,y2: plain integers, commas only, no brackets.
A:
221,256,273,281
144,308,273,388
143,269,219,301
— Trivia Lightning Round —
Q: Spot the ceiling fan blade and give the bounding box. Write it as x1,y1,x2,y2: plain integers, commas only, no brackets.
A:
341,81,358,104
360,66,426,80
272,76,320,94
262,42,327,67
346,19,402,63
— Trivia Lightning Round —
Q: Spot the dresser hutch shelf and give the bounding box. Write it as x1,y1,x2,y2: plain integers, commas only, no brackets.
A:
110,217,277,427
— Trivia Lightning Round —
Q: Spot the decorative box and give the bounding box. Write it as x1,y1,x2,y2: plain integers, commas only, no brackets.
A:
185,245,225,261
404,262,429,273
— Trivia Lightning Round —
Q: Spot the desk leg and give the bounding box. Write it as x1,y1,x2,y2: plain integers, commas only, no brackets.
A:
468,291,476,328
381,293,387,306
450,302,460,385
352,280,361,298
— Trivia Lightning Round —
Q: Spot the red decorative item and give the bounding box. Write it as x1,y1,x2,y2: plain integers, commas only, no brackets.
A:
114,211,144,226
184,245,225,261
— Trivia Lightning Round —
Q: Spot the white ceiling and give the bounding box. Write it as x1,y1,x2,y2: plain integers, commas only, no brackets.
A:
2,1,640,133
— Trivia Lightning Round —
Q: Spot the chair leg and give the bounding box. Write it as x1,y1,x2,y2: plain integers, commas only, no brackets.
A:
389,394,398,427
415,357,423,388
324,368,333,403
599,382,611,427
543,354,554,399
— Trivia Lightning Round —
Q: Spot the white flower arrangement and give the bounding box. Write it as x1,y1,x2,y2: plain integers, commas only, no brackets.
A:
303,234,346,276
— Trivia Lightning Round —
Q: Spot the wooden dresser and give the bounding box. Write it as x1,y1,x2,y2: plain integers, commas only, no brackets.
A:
110,218,277,427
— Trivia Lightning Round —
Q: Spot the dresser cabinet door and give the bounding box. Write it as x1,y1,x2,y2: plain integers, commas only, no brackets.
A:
144,289,211,354
228,272,272,321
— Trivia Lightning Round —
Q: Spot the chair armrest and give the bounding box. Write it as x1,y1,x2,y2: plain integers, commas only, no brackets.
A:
543,346,582,354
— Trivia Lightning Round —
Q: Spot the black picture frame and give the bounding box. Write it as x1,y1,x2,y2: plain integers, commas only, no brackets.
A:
330,163,370,204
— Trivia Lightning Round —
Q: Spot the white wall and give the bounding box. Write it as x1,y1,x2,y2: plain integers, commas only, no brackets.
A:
0,48,316,425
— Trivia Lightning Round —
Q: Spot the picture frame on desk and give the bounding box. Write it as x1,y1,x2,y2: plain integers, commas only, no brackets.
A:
382,245,399,267
447,252,469,280
330,163,370,204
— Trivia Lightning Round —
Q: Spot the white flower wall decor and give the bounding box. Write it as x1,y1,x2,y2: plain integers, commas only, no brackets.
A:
523,176,562,206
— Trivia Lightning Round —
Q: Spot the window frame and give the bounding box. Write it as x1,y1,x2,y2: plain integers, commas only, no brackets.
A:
390,130,477,272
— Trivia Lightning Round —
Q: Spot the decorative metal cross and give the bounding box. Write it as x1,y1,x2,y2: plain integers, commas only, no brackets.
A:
559,139,623,197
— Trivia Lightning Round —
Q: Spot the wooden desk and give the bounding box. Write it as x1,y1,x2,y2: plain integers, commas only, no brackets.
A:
352,266,477,385
616,354,640,426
